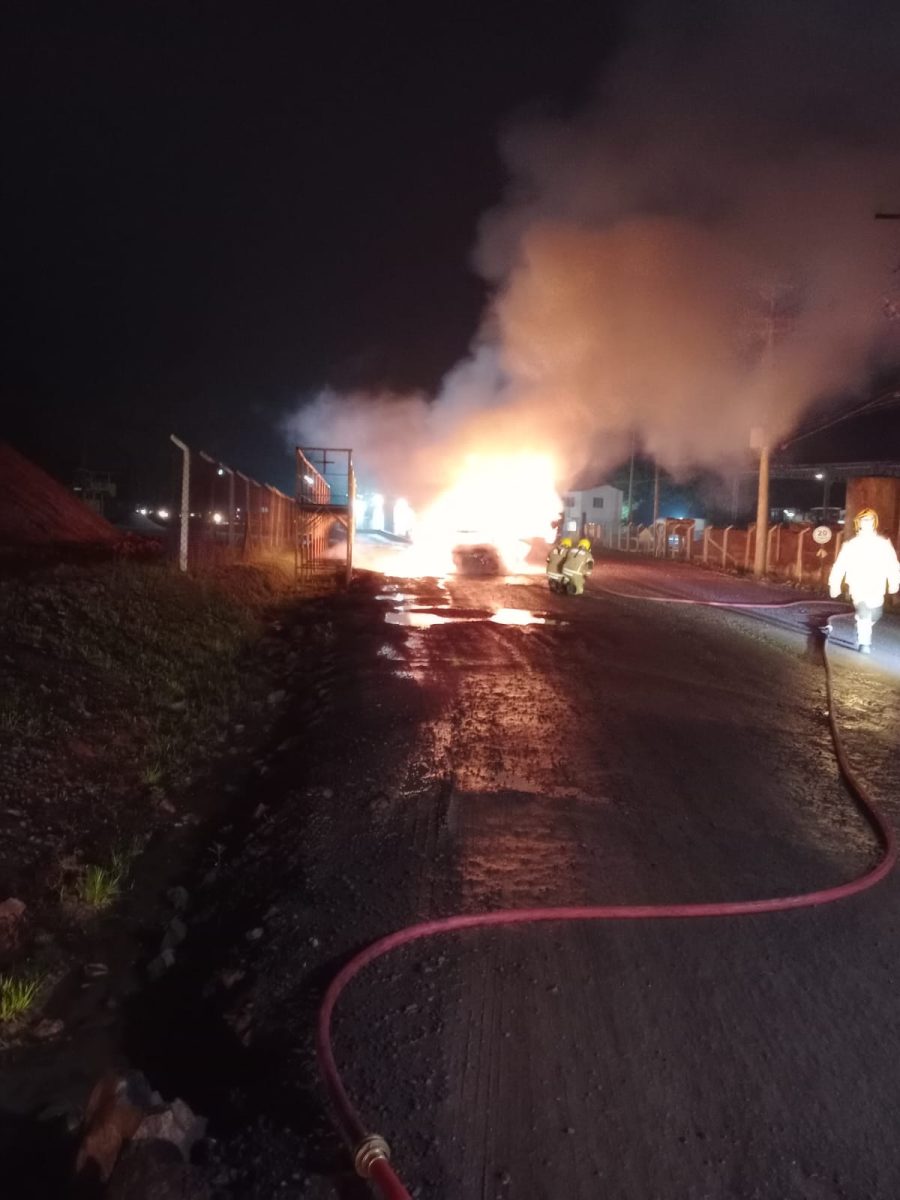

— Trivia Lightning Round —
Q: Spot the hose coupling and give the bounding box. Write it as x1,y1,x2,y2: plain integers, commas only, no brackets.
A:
354,1133,392,1178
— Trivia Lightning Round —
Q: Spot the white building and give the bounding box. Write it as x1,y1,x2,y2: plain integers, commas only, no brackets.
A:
560,484,624,544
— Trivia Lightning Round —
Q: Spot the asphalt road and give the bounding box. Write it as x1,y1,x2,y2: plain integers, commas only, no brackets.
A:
209,556,900,1200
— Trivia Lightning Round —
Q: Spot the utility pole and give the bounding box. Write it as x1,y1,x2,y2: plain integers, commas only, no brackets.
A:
626,432,635,522
750,283,795,578
753,435,770,578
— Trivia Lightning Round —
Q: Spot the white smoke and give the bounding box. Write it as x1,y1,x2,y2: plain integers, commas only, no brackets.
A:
284,0,900,496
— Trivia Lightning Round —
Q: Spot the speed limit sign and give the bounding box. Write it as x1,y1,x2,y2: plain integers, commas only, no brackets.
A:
812,525,832,545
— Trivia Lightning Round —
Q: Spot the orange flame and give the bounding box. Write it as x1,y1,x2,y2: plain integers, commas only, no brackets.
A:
399,451,561,576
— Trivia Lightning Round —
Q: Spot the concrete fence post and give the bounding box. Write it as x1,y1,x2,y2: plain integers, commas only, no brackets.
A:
722,525,732,567
169,435,190,572
745,524,755,572
795,526,808,584
225,467,236,550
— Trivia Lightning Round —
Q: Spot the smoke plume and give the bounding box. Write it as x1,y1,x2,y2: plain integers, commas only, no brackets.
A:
285,0,900,496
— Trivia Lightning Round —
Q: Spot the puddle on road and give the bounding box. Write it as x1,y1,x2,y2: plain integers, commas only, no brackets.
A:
376,593,423,603
377,643,404,660
385,611,477,627
490,608,552,626
384,606,565,628
377,597,453,610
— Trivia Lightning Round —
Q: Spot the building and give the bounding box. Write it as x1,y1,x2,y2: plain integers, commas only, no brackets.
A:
560,484,624,544
72,467,116,517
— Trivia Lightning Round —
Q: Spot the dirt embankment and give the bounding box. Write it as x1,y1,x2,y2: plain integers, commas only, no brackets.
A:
0,561,295,919
0,556,328,1166
0,443,120,548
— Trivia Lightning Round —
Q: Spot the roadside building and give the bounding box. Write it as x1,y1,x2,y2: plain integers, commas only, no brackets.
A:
560,484,623,544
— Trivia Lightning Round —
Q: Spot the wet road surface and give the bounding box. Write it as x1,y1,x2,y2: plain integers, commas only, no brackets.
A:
211,557,900,1199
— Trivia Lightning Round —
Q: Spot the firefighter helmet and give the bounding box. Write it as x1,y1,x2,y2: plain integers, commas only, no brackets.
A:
578,537,592,550
854,507,879,531
560,537,573,547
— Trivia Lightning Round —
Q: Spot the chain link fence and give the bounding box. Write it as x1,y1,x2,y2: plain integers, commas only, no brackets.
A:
167,435,296,571
607,518,847,588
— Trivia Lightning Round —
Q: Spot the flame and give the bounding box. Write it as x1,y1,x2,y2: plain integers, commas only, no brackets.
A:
396,451,561,577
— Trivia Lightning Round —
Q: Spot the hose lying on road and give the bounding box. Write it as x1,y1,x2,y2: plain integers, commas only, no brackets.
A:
316,594,896,1200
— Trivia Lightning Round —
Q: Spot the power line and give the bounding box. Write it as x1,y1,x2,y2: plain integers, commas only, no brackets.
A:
779,389,900,450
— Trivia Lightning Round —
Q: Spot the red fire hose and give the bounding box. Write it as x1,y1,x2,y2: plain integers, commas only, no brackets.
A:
316,594,896,1199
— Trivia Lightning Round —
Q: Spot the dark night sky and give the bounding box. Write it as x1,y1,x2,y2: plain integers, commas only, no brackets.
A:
1,2,620,495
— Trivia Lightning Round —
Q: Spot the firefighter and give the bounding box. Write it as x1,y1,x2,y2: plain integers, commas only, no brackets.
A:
561,537,594,596
546,537,572,592
828,507,900,653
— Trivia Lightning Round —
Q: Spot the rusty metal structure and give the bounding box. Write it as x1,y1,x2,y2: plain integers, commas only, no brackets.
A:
296,447,356,584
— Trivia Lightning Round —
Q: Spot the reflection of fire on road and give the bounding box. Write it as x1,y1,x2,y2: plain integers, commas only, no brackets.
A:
399,452,561,577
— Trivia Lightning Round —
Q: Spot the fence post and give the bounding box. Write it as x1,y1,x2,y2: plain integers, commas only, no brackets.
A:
251,480,261,555
225,467,236,550
169,435,190,572
745,524,755,571
266,487,275,550
722,525,732,568
766,525,777,576
703,527,710,564
795,526,808,584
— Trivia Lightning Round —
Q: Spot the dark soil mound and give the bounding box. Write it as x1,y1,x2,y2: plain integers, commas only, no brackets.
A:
0,443,119,547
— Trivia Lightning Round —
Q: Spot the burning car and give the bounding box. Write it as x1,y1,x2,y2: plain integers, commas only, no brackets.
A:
451,531,505,576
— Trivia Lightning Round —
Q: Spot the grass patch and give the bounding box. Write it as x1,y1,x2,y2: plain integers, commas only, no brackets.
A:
74,840,143,909
0,973,43,1022
141,761,165,787
0,694,41,738
76,863,125,909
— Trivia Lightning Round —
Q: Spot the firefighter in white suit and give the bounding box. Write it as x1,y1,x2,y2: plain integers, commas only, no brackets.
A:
828,507,900,653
